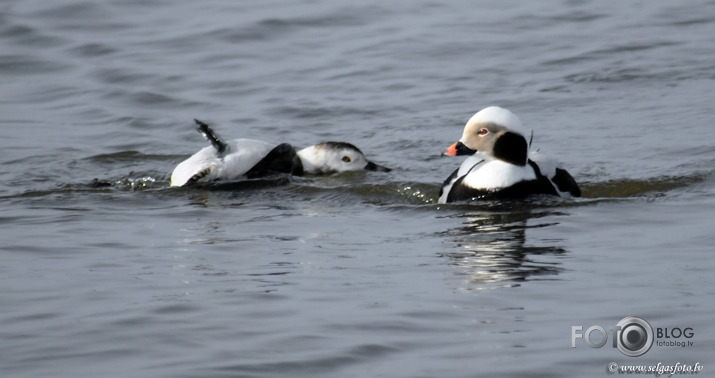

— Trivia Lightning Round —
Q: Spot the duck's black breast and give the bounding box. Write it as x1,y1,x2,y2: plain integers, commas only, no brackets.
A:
446,175,559,202
438,167,460,198
445,160,561,203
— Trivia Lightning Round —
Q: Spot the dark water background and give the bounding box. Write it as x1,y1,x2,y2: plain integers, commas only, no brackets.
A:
1,0,714,377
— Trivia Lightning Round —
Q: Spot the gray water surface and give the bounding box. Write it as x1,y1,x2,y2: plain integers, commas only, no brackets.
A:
1,0,714,377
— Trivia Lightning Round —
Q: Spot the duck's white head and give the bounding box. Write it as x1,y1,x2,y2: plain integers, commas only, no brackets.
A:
297,142,390,174
443,106,530,166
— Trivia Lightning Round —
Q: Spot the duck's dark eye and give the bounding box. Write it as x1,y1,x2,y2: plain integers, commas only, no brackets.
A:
342,156,351,163
478,128,489,136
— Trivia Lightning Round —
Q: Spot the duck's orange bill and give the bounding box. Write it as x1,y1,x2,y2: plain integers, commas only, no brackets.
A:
444,142,460,156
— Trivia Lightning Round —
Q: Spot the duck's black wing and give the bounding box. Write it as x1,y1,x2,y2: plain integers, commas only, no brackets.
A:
245,143,304,178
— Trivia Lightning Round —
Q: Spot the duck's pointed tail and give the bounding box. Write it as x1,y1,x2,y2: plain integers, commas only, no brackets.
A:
194,119,229,154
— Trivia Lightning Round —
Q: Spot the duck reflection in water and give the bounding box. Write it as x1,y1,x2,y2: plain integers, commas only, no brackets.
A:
440,202,568,288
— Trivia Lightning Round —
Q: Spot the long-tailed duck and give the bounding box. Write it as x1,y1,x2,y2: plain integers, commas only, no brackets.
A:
170,119,390,187
438,106,580,203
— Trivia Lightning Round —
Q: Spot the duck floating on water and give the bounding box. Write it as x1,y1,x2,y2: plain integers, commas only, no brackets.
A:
170,120,390,187
438,106,580,203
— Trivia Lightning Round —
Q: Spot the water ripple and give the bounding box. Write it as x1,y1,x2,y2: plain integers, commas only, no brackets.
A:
0,54,71,75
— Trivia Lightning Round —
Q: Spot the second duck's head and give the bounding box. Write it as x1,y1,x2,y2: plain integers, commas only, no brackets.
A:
298,142,391,174
443,106,530,166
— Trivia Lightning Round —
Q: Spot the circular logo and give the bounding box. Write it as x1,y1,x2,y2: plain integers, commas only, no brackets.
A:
616,316,653,357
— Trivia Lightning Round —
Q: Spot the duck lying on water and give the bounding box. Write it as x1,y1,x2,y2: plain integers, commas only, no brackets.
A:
170,119,390,187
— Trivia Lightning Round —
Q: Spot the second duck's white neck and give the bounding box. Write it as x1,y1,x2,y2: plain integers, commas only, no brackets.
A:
296,146,325,173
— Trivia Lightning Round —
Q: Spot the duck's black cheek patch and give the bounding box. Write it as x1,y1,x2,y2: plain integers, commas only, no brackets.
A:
492,132,528,166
